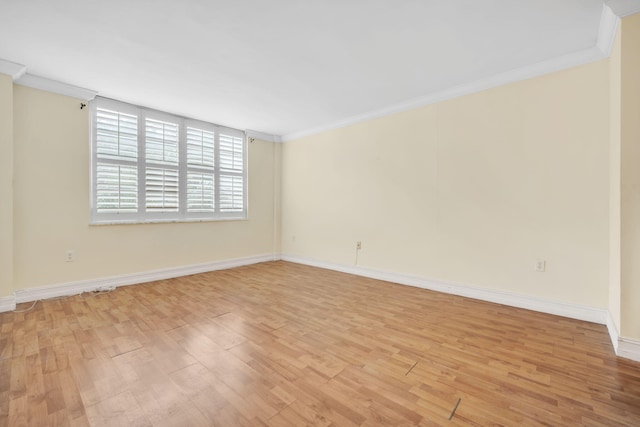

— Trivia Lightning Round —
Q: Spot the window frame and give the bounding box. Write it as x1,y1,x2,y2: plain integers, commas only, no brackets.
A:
90,97,247,225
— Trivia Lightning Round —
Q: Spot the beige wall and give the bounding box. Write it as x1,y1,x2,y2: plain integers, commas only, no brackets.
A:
609,26,622,333
0,74,13,297
620,14,640,339
273,142,283,255
10,85,278,292
282,60,610,309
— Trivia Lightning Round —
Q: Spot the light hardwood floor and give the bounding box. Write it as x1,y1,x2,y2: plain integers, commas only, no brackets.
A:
1,261,639,426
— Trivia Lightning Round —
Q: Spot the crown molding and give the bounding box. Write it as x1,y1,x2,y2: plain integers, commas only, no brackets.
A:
281,4,621,142
14,73,97,101
246,129,282,143
281,45,607,142
0,57,97,100
0,58,26,80
606,0,640,17
597,5,621,55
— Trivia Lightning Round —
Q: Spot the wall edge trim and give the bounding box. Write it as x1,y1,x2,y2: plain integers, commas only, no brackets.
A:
617,337,640,362
606,0,640,17
281,5,618,142
598,6,621,55
14,73,97,101
0,58,26,80
0,296,16,313
246,129,282,143
5,254,635,363
606,310,621,352
6,253,274,309
280,255,608,325
281,46,606,142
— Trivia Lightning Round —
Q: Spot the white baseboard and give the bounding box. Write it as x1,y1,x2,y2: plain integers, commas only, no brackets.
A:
0,295,16,312
4,253,275,310
281,255,640,362
3,252,639,363
618,337,640,362
281,255,608,325
607,312,640,363
606,310,620,353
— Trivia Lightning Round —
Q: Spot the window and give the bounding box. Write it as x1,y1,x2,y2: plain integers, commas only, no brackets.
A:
90,97,247,224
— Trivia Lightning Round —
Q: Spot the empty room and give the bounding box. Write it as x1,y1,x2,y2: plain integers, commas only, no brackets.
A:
1,0,640,425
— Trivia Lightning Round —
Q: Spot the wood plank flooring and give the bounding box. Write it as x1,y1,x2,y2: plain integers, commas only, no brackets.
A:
1,261,639,426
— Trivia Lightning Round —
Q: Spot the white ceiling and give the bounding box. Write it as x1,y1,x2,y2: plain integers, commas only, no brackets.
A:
0,1,632,139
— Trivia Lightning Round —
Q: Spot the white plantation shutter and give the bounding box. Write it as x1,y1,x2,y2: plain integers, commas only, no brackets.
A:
220,132,244,171
219,130,245,213
146,119,179,164
96,108,137,160
187,127,215,167
96,164,138,212
145,167,179,212
94,104,139,216
186,126,216,214
144,117,179,213
187,172,214,212
220,175,244,212
90,97,247,224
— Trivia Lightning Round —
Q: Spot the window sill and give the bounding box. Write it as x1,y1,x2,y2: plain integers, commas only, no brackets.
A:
89,216,248,226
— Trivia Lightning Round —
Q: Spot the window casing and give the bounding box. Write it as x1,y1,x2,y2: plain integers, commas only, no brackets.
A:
90,97,247,224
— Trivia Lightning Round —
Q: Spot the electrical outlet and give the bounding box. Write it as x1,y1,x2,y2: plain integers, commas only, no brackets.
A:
66,250,75,262
356,241,362,250
535,259,546,272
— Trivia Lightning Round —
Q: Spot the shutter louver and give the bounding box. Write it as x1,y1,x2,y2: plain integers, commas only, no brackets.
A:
145,167,179,212
146,119,178,165
220,133,243,172
96,164,138,213
96,108,137,160
187,172,215,212
219,175,244,212
187,127,215,167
